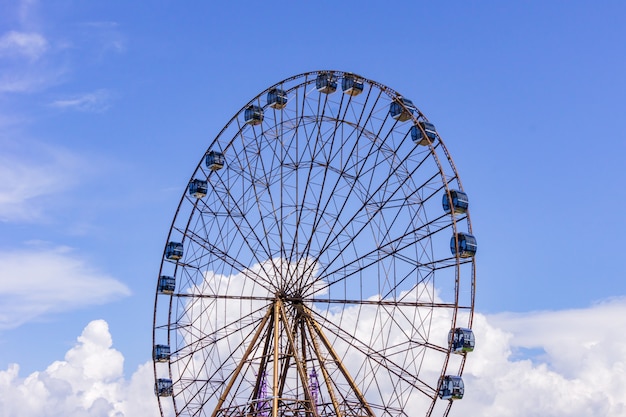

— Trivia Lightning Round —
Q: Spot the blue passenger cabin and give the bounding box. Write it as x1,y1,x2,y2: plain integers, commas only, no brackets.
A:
438,375,464,400
158,275,176,294
448,328,475,353
165,241,183,260
205,150,225,171
442,190,469,214
267,88,288,109
188,179,208,198
450,232,477,258
155,378,173,397
153,344,171,362
316,72,337,94
411,121,437,145
245,105,264,125
390,97,416,122
342,74,364,96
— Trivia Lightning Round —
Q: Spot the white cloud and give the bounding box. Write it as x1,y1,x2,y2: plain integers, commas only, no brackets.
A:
2,297,626,416
0,31,48,60
0,246,130,329
17,0,41,28
488,298,626,378
0,320,161,417
79,21,127,56
168,274,626,417
81,21,125,48
0,9,123,96
456,298,626,416
50,89,114,113
0,29,58,94
0,66,64,94
165,261,626,416
0,140,87,222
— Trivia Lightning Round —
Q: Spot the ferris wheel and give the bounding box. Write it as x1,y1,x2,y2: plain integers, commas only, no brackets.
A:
152,71,477,417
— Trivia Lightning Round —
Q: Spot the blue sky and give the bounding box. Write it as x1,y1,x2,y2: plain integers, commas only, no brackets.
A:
1,1,625,416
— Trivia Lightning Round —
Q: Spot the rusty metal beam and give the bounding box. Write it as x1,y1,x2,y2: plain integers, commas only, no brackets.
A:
211,304,273,417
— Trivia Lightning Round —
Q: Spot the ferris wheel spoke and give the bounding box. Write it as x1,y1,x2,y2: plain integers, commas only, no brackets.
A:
173,298,270,360
312,209,452,298
215,139,287,274
291,86,385,262
305,306,438,400
306,298,462,310
188,203,284,291
241,125,292,286
154,71,476,417
223,132,294,274
283,101,331,290
314,207,446,290
293,125,392,288
173,291,465,311
302,307,377,417
303,138,439,291
372,172,444,246
308,121,391,254
201,305,273,417
190,199,270,279
182,228,276,294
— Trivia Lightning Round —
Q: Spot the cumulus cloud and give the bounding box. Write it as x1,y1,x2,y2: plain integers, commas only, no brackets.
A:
162,261,626,416
0,246,130,329
163,287,626,417
0,320,161,417
456,298,626,416
2,298,626,416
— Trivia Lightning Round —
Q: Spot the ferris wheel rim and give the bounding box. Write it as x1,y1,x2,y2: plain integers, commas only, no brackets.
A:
152,70,476,417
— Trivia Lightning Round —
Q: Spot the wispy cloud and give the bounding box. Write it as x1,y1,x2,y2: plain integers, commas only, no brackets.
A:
0,31,48,60
0,67,64,94
0,28,66,94
0,1,126,98
78,20,127,57
50,89,114,113
0,246,131,330
0,140,86,223
17,0,41,28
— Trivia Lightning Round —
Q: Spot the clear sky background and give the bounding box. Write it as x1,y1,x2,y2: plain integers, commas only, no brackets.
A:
1,1,625,416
